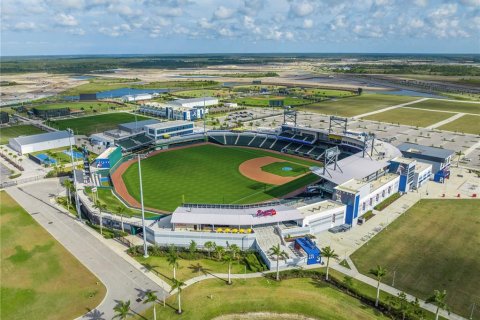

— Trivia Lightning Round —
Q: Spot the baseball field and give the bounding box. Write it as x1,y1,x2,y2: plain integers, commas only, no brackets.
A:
113,144,320,212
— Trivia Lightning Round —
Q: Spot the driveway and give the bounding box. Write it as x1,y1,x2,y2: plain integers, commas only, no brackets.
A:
6,179,167,320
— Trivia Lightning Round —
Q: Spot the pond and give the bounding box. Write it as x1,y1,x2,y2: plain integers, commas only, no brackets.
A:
64,87,170,100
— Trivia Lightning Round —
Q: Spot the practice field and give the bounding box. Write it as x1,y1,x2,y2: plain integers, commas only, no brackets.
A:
302,94,417,117
32,101,124,114
234,96,312,107
119,144,319,212
47,112,150,135
137,277,386,320
0,191,106,320
363,108,452,127
406,99,480,114
438,115,480,135
0,125,45,144
351,199,480,319
261,161,308,177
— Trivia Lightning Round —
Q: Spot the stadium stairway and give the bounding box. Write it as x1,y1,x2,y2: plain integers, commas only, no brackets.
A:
253,225,297,267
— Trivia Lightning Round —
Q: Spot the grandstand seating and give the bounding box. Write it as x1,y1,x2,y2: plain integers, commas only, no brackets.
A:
249,136,266,148
117,139,137,150
117,133,153,151
225,134,237,145
297,145,313,154
236,135,254,146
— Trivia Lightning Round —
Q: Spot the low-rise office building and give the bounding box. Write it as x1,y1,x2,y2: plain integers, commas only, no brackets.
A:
9,130,74,154
144,120,194,140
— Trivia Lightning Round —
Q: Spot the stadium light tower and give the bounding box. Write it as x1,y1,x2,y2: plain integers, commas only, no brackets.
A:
137,153,149,258
67,128,82,222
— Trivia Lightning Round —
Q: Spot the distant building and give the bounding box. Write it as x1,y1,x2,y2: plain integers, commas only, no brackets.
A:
397,143,454,183
122,94,154,102
224,102,238,108
118,119,159,134
252,80,262,84
144,120,194,140
0,111,9,124
170,97,218,109
79,93,97,101
9,130,74,155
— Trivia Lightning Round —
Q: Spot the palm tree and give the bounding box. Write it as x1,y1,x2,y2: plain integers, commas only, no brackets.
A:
426,289,449,320
455,151,464,167
223,252,234,285
369,265,387,307
170,278,186,314
229,244,240,259
93,200,107,235
320,246,338,281
269,244,289,281
144,290,158,320
62,179,73,211
113,300,132,319
167,247,179,279
116,205,126,232
204,241,215,258
189,240,197,258
215,245,225,261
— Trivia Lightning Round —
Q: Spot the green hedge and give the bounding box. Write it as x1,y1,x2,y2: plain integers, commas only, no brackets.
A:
244,252,267,272
374,193,401,211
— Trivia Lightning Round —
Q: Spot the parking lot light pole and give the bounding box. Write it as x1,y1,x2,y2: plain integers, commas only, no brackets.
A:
68,128,82,222
138,153,149,258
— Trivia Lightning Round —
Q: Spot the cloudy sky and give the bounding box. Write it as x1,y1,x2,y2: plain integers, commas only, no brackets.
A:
1,0,479,56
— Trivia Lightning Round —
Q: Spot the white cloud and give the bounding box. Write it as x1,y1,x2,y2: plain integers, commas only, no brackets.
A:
68,28,85,35
460,0,480,7
13,21,36,31
290,1,314,17
198,18,214,29
413,0,428,7
214,6,235,20
285,31,294,40
99,24,132,37
352,23,383,38
55,13,78,27
303,19,313,29
218,27,234,36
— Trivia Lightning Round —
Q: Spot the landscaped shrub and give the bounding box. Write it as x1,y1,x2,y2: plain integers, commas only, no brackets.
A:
244,253,267,272
374,193,401,211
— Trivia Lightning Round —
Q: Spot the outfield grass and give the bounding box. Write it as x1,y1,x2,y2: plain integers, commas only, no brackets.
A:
407,99,480,114
351,199,480,319
121,144,319,212
302,94,418,117
137,277,386,320
363,108,452,127
438,115,480,135
47,112,150,135
0,125,45,144
0,191,106,320
33,101,124,113
261,161,309,177
234,96,312,107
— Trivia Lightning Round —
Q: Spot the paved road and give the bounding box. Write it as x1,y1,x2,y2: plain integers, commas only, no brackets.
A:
6,180,167,320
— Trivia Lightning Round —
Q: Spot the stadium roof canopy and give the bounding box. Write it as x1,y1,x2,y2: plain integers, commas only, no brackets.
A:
312,152,391,186
118,119,159,131
398,143,454,160
10,130,71,146
171,204,303,226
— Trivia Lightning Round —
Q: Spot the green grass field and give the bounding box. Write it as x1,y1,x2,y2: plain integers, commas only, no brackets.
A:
171,89,231,98
438,115,480,135
407,99,480,114
363,108,452,127
261,161,308,177
121,144,319,212
47,112,150,135
302,94,418,117
84,187,159,218
234,96,312,107
33,101,124,114
0,125,45,144
351,199,480,319
290,88,356,98
135,255,253,286
0,191,106,320
137,277,386,320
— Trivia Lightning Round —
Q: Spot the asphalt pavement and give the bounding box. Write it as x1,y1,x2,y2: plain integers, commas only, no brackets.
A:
6,179,167,320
